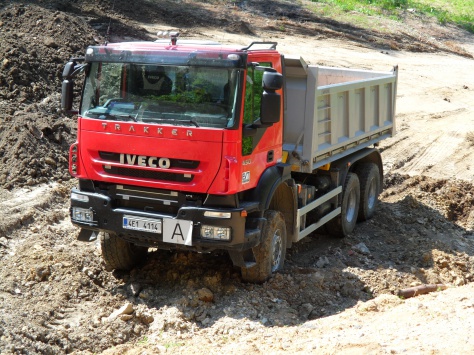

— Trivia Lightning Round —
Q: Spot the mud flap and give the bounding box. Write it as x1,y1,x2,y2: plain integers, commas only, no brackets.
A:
228,250,256,269
77,229,98,242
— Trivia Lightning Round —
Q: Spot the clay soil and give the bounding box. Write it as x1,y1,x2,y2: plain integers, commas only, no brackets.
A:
1,0,474,354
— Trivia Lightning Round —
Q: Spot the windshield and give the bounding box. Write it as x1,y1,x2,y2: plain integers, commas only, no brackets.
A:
81,63,240,128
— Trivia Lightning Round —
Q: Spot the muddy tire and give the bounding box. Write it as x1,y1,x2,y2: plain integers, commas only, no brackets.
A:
356,163,380,221
327,173,360,238
241,211,287,283
100,232,147,271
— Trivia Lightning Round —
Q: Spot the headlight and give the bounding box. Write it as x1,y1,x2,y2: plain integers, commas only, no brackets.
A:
200,225,231,241
72,207,94,223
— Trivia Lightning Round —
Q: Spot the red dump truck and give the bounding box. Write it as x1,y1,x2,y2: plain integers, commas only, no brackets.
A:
62,33,397,282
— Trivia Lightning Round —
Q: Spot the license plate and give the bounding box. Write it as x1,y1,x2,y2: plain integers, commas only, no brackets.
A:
123,215,162,234
163,219,193,246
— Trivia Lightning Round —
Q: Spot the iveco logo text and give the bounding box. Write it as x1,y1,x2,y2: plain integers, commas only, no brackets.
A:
120,154,171,169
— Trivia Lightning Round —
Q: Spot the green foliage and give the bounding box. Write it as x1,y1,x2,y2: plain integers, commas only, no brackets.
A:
98,63,122,105
308,0,474,33
164,341,185,349
158,89,211,104
156,72,217,104
243,68,264,125
367,0,409,10
242,137,253,156
137,336,148,344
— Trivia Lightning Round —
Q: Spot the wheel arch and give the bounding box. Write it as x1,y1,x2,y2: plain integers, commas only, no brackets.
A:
351,149,383,189
247,163,297,247
267,182,297,248
330,148,383,189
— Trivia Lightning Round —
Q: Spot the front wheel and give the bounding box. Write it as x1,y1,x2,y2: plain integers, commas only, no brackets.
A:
100,232,148,271
241,211,287,283
327,172,360,238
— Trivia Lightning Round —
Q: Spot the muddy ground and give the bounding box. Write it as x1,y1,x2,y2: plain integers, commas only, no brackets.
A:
1,0,474,354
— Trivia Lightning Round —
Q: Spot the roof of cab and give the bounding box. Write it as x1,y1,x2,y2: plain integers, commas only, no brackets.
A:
101,40,278,54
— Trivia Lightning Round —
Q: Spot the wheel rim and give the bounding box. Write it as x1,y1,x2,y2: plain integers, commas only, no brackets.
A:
367,177,377,210
271,229,283,272
346,188,357,223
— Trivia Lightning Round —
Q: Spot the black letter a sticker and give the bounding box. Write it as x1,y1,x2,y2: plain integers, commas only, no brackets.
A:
172,223,185,242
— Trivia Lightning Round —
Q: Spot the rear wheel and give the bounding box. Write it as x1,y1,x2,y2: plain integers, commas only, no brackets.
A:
356,163,380,221
327,173,360,238
241,211,287,283
100,232,148,271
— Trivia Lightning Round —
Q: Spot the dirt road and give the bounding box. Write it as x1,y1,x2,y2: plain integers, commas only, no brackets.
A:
1,1,474,354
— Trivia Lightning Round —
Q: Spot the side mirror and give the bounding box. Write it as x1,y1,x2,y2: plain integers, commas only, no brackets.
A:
61,79,74,111
62,61,75,79
260,91,281,125
61,61,76,112
262,71,283,91
260,71,283,125
60,60,86,113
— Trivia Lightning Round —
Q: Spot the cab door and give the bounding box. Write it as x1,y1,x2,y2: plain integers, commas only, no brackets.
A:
239,53,283,190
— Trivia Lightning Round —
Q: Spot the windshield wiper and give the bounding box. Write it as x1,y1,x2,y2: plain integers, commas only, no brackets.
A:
184,119,200,127
113,114,138,122
94,113,138,122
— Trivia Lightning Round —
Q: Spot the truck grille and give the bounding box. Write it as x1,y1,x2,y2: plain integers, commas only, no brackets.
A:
112,184,186,214
103,166,193,182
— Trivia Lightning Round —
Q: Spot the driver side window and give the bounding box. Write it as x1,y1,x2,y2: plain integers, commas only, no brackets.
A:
242,63,271,156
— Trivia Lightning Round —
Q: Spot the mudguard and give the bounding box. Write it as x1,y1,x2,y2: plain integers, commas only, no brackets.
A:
243,162,298,249
330,147,383,187
247,163,293,211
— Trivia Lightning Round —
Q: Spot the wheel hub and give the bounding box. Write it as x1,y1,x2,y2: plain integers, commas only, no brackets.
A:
367,178,377,209
346,188,357,223
271,229,283,272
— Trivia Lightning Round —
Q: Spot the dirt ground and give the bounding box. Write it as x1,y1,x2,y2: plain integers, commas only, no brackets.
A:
1,0,474,354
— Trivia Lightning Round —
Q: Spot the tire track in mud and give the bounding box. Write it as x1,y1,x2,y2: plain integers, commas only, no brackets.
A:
402,131,463,176
0,184,58,237
0,183,72,257
381,108,472,180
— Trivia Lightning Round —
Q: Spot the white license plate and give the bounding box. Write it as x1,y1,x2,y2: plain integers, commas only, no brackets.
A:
123,215,162,234
163,219,193,246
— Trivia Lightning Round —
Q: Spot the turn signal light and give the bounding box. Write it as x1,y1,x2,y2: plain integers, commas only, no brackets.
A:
69,143,80,176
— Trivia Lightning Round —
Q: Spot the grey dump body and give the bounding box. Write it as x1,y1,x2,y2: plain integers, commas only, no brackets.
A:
283,56,397,172
282,57,397,242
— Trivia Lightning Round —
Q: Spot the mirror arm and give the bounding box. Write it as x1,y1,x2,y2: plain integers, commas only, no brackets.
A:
243,119,271,133
243,125,257,137
63,63,87,80
71,64,87,78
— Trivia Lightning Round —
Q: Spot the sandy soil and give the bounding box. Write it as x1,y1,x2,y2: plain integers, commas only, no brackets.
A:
1,1,474,354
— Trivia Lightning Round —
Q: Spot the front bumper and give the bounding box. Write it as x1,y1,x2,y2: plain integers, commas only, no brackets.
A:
70,188,263,251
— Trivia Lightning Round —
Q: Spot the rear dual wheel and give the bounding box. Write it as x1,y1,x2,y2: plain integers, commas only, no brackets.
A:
328,163,381,237
327,172,360,238
356,163,381,221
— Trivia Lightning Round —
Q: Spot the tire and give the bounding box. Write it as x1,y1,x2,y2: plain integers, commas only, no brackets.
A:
241,211,287,283
100,232,148,271
327,173,360,238
356,163,380,221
